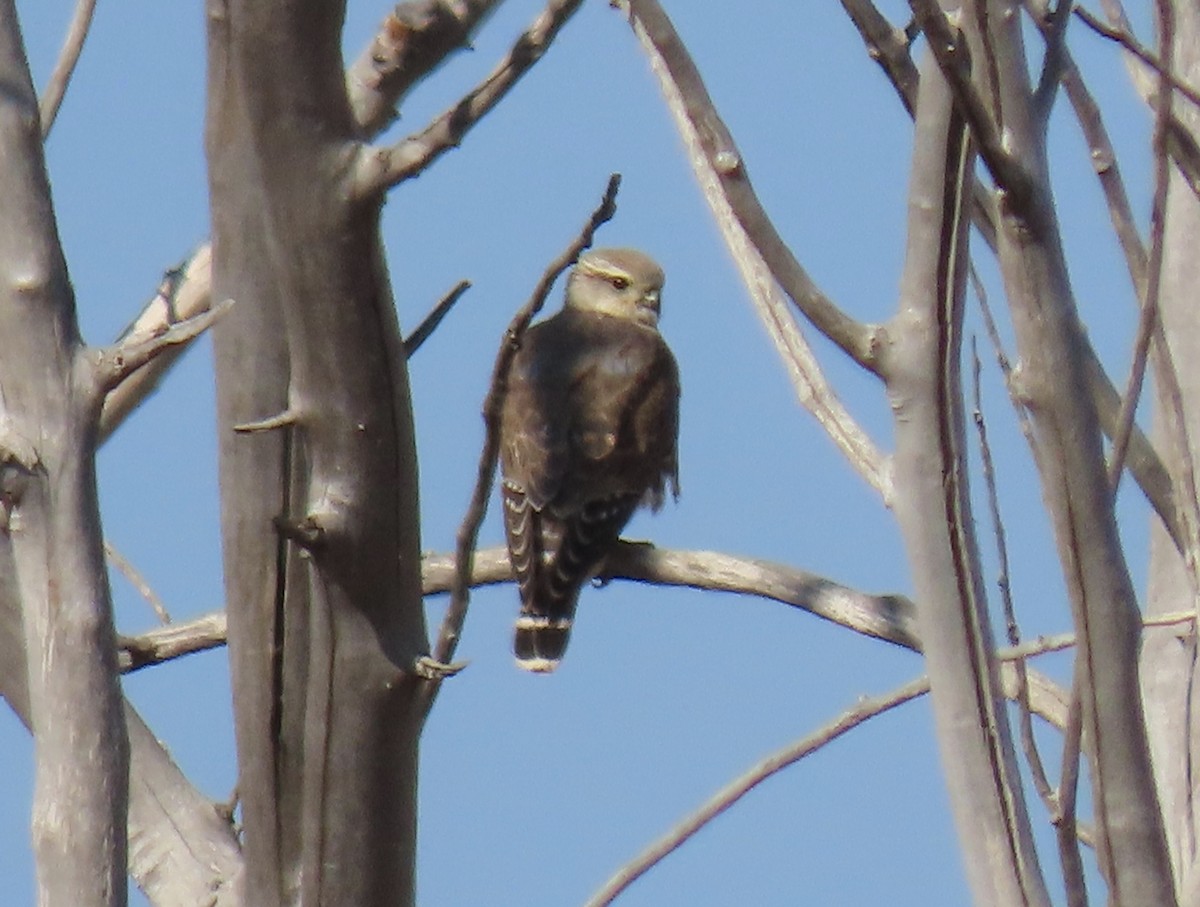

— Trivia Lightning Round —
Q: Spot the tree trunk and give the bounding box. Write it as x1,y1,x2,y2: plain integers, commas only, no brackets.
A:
206,0,429,903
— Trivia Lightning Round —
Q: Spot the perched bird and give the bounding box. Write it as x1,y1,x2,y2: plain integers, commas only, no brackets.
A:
499,248,680,672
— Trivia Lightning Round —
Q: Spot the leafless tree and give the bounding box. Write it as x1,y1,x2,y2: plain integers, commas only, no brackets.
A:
2,0,1199,905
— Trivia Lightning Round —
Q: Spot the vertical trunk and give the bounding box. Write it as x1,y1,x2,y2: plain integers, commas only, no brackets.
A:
1143,4,1200,904
0,3,128,904
885,50,1051,907
206,0,428,903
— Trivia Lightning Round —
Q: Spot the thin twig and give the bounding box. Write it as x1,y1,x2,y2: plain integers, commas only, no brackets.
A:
1055,658,1091,907
403,279,471,356
415,175,621,698
1106,0,1174,496
93,300,233,396
582,676,932,907
971,339,1056,814
357,0,585,194
38,0,98,137
1074,6,1200,111
104,541,172,625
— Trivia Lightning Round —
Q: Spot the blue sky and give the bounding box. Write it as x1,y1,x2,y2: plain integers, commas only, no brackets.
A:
3,2,1159,904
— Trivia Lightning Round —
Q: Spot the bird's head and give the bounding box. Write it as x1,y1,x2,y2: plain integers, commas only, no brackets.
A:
565,247,665,327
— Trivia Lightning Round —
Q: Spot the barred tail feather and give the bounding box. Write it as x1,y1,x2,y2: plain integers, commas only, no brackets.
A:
514,613,574,673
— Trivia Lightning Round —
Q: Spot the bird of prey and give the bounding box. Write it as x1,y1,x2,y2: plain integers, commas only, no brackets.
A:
499,247,680,672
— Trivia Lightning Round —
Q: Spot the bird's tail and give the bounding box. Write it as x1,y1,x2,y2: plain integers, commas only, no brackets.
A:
513,612,574,673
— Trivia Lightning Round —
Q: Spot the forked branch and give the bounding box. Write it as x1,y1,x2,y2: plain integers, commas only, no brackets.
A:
357,0,586,194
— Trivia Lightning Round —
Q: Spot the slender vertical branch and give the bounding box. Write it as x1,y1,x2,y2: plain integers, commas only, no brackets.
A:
0,3,128,904
38,0,97,136
949,2,1176,901
884,41,1051,906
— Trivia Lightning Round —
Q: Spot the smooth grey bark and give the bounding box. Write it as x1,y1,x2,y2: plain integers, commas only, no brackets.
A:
206,0,428,903
949,2,1175,902
0,3,128,904
884,51,1050,907
0,588,243,906
1143,4,1200,905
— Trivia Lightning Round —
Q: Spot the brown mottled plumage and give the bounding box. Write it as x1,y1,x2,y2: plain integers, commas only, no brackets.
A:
499,248,680,672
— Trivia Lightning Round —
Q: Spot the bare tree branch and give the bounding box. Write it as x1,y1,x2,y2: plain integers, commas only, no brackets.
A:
346,0,503,137
616,0,890,500
118,537,1115,715
119,612,227,673
37,0,97,137
844,0,1180,545
617,0,884,376
118,541,919,674
953,2,1177,900
98,247,215,443
0,5,128,902
971,340,1060,838
100,4,512,443
907,0,1038,207
585,606,1129,907
1055,659,1090,907
1106,1,1175,503
840,0,919,117
583,676,932,907
885,37,1051,905
356,0,586,195
403,279,471,356
94,299,232,395
1074,6,1200,110
105,540,171,625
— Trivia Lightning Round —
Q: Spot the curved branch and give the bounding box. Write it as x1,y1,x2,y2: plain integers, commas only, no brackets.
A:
615,0,890,499
617,0,881,373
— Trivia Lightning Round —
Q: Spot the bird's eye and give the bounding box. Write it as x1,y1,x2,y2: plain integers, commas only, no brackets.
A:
609,276,630,290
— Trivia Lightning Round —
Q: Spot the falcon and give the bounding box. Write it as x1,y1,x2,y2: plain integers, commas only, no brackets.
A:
499,247,680,672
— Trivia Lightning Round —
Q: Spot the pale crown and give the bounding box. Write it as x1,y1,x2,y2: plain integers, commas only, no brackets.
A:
565,247,665,327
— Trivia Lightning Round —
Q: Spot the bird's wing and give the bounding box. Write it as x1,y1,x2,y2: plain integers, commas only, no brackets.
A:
499,320,571,510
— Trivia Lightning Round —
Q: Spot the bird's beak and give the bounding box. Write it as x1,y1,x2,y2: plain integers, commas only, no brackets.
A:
640,289,661,320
